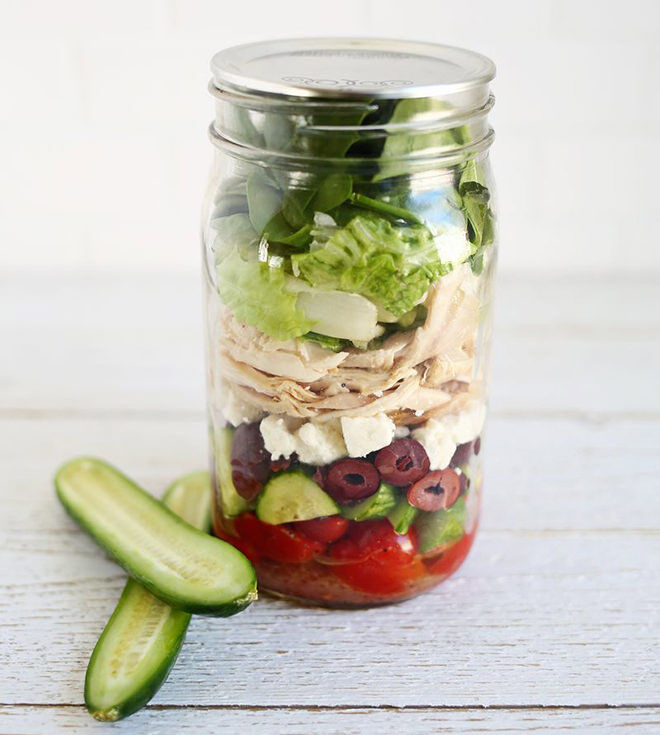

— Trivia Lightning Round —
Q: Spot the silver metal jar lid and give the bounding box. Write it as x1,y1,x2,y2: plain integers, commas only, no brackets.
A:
211,38,495,100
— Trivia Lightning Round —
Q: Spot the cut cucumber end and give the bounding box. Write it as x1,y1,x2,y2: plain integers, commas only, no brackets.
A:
88,707,121,723
55,457,257,617
256,470,339,524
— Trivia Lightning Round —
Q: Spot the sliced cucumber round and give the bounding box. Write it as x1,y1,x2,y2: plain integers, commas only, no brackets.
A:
85,471,213,722
214,427,249,517
55,457,257,616
256,470,339,524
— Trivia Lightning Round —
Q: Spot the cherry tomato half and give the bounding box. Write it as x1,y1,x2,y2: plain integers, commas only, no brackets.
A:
234,513,325,564
324,519,418,565
214,522,261,564
332,550,425,595
292,516,350,544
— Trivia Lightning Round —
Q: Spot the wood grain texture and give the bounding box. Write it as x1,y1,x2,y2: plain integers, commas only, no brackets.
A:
1,274,658,733
2,416,658,534
1,705,659,735
2,274,659,415
2,526,658,707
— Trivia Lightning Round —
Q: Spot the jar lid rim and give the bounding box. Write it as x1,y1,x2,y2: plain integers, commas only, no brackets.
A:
211,38,495,100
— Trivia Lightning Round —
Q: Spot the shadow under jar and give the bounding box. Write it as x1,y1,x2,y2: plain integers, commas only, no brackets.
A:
203,39,497,607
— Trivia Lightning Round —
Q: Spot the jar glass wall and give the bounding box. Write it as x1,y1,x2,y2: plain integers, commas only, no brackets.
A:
203,39,497,606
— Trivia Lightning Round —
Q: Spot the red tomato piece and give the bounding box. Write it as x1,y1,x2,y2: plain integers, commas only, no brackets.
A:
234,513,325,564
214,523,261,564
292,516,350,544
424,530,475,577
325,519,418,564
332,550,425,595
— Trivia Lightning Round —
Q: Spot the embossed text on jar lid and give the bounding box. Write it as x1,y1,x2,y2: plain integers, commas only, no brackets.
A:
211,38,495,100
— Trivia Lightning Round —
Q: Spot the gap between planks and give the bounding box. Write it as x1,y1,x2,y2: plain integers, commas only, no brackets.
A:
2,703,659,711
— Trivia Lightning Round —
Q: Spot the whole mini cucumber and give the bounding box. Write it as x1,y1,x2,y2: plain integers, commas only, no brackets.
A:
55,458,257,616
85,471,213,721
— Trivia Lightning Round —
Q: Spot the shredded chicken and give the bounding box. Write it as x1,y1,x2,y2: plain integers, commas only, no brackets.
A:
208,264,482,423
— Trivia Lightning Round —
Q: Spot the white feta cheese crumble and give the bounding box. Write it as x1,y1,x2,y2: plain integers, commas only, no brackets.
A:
394,425,410,439
259,416,298,460
434,225,471,266
296,420,347,465
340,414,396,457
259,416,347,465
412,401,486,470
442,401,486,444
219,382,265,427
412,420,456,470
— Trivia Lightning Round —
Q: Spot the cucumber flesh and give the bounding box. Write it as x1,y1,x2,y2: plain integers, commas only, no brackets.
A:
214,427,249,517
56,457,257,616
256,470,339,524
341,482,398,521
85,472,212,722
387,496,419,535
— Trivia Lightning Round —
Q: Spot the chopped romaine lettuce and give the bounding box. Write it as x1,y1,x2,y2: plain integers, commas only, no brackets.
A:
296,289,382,342
300,332,347,352
216,247,382,343
415,497,467,554
459,160,495,275
292,213,449,317
375,98,470,181
216,249,313,341
210,214,257,262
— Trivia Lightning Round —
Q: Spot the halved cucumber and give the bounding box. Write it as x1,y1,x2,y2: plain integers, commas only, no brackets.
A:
256,470,339,524
85,471,212,722
55,457,257,616
214,427,249,517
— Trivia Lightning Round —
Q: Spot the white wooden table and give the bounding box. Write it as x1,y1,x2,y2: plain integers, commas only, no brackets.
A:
1,273,658,734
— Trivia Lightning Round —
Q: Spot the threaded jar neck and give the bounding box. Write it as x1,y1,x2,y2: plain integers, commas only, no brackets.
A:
208,39,495,172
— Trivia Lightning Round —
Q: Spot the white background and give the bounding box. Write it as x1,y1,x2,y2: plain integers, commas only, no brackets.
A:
0,0,658,276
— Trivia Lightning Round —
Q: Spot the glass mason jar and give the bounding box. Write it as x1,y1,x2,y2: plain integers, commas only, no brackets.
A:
203,39,497,607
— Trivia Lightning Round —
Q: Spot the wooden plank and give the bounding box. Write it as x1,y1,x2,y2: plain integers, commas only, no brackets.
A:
2,525,658,706
1,273,659,727
1,274,658,415
0,274,204,415
1,705,659,735
2,416,658,534
2,417,657,707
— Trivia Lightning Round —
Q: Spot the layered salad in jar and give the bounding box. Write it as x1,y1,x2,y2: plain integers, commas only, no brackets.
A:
204,87,496,606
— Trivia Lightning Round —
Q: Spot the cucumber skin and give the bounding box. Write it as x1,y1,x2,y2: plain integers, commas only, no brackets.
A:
85,472,206,722
55,458,257,618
